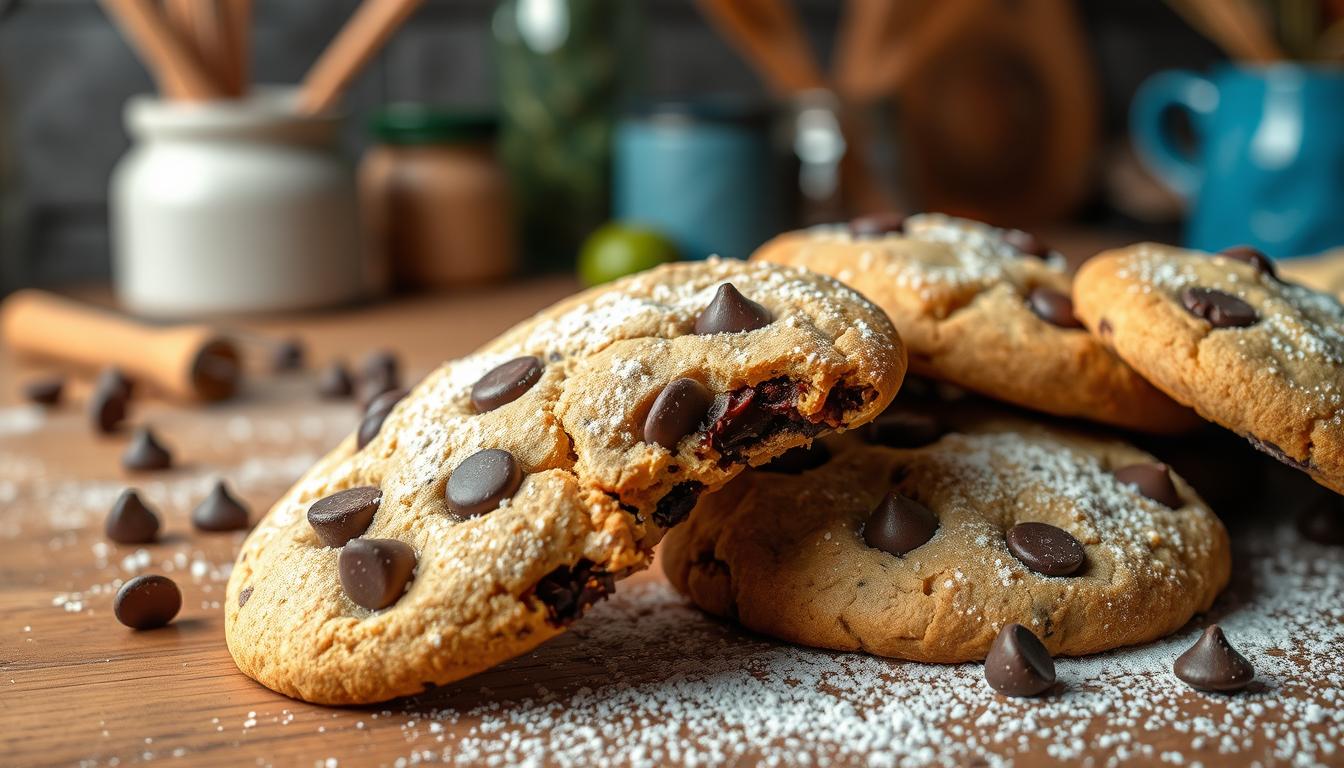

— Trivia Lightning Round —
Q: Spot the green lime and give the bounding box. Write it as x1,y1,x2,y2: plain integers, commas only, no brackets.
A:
578,223,679,286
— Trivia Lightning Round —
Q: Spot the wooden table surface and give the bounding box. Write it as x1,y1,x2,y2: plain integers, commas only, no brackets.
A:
2,273,1342,768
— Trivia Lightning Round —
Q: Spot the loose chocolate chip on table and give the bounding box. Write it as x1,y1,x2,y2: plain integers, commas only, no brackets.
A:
644,378,714,450
1219,245,1276,277
272,337,306,372
317,361,354,399
695,283,772,335
89,385,128,434
1006,522,1085,576
1027,287,1083,329
339,538,417,610
1113,462,1182,508
849,212,906,237
237,586,253,607
532,559,615,626
1298,496,1344,546
1181,287,1258,328
759,442,831,474
114,574,181,629
864,491,939,557
121,426,173,471
191,481,250,532
862,410,945,448
22,376,64,406
357,387,409,449
471,356,544,413
106,489,161,544
361,349,400,387
1002,229,1052,259
446,448,523,517
985,623,1056,697
96,366,135,401
308,486,383,547
1174,625,1255,692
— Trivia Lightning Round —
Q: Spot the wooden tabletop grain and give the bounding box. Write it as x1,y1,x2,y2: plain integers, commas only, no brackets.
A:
1,272,1341,768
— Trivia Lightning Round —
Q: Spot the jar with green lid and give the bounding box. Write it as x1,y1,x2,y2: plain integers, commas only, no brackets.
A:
359,104,516,290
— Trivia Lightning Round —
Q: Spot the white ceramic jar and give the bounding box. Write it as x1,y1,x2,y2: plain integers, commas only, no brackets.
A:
111,89,381,317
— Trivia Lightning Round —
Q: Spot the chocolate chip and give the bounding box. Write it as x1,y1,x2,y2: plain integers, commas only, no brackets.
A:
317,361,354,399
1002,229,1052,259
272,337,306,372
105,489,161,544
471,356,544,413
1114,462,1182,508
362,349,400,384
1297,496,1344,546
22,376,64,406
759,442,831,474
703,379,811,458
357,387,409,449
446,448,523,517
985,623,1056,697
1181,287,1258,328
97,367,134,401
653,481,703,528
338,538,416,610
864,491,938,556
849,212,906,237
695,283,772,335
1098,318,1113,338
1174,625,1255,692
308,486,382,547
1006,522,1085,576
89,385,128,434
237,586,253,607
1027,287,1083,329
862,410,945,448
1219,245,1275,277
121,426,173,471
191,481,250,532
532,559,615,626
644,378,713,450
114,574,181,629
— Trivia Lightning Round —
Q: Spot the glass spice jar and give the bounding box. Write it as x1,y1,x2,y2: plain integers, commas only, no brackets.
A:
360,105,516,290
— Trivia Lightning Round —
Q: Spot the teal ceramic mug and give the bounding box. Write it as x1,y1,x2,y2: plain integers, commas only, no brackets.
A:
1131,64,1344,259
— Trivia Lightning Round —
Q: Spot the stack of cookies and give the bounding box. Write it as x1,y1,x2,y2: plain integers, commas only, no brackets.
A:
225,215,1344,704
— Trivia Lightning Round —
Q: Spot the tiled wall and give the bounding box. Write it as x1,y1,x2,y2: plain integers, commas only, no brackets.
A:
0,0,1215,293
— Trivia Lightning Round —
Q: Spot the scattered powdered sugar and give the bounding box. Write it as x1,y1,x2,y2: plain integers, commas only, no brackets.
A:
366,523,1341,767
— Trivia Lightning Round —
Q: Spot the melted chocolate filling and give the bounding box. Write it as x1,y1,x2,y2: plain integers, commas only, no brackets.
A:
654,481,704,528
703,377,869,463
531,559,615,627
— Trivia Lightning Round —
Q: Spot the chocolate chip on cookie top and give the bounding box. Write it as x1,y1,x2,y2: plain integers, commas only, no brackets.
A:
863,490,938,556
695,283,773,334
644,378,714,450
471,356,544,413
1113,463,1182,509
1218,245,1275,277
1006,522,1086,577
339,538,417,610
357,387,409,449
308,486,382,547
849,211,906,238
446,448,524,517
1027,287,1083,329
1181,287,1259,328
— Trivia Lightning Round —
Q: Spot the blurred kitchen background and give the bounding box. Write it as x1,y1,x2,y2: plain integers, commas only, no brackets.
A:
1,0,1340,312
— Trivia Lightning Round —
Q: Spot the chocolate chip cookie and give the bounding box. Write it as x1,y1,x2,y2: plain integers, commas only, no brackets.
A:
1074,244,1344,494
662,421,1230,661
753,213,1198,434
226,258,905,703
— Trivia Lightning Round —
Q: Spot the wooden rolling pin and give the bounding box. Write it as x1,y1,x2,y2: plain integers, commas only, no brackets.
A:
1,290,241,401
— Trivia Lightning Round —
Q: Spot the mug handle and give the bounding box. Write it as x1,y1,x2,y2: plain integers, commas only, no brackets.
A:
1129,70,1219,197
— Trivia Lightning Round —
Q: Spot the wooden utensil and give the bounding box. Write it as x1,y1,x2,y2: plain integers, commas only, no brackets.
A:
1168,0,1285,62
0,290,241,401
97,0,224,101
219,0,253,97
836,0,988,103
694,0,826,94
296,0,426,115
